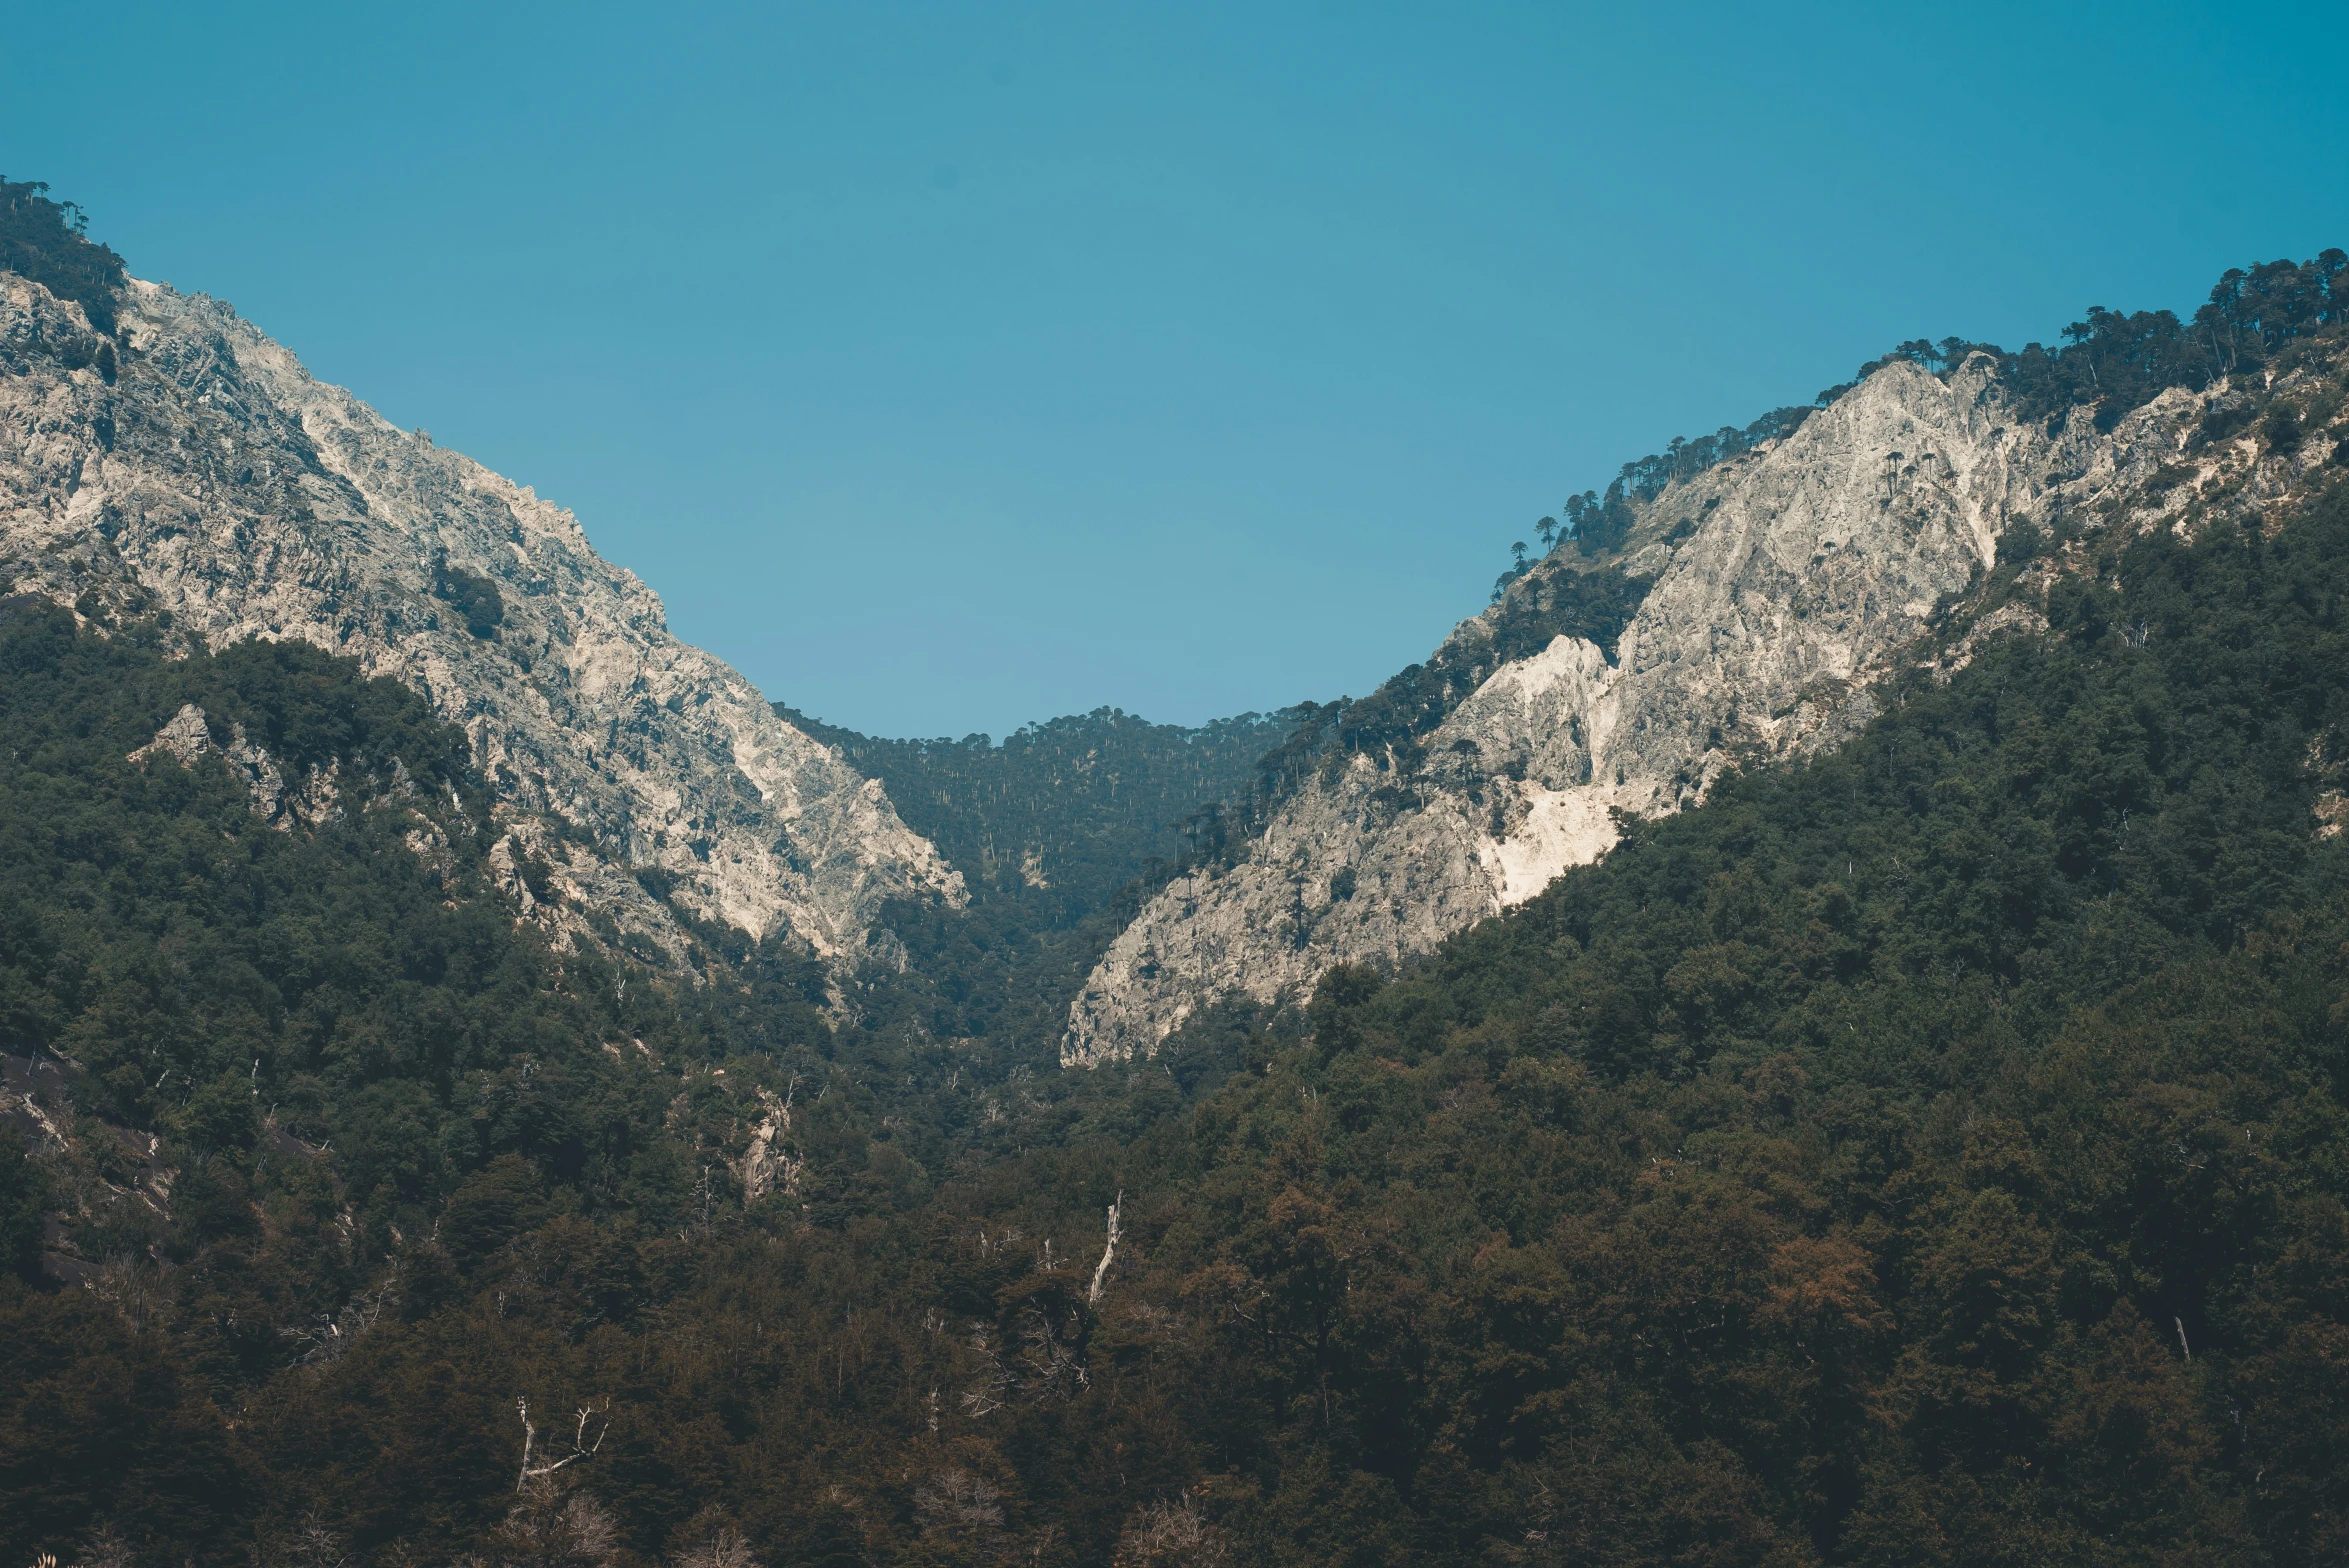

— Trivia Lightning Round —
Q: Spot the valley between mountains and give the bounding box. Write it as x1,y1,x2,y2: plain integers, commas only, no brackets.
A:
9,179,2349,1566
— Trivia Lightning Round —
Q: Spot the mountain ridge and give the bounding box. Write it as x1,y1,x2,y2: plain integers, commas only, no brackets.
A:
11,181,2349,1566
1065,261,2349,1064
0,266,961,974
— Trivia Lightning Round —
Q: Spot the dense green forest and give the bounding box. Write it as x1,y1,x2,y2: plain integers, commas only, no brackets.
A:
9,201,2349,1566
777,704,1298,1077
0,598,1223,1565
780,706,1293,926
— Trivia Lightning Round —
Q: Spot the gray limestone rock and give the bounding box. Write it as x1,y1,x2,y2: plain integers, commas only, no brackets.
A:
1065,355,2223,1064
2,272,962,966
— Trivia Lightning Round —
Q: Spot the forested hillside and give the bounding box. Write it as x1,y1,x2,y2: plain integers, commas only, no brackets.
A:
8,183,2349,1567
0,596,1187,1565
10,384,2349,1565
1072,244,2349,1075
780,704,1300,1080
782,707,1296,924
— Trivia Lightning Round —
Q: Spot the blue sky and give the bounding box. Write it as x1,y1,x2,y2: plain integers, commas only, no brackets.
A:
7,2,2346,738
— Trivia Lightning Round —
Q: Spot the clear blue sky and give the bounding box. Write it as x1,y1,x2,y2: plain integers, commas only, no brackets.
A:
7,2,2346,738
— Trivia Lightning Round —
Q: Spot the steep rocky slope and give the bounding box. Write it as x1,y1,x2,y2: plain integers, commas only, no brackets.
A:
0,271,960,967
1066,354,2228,1062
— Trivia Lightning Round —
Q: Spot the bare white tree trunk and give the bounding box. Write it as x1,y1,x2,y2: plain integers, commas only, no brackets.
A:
1088,1191,1124,1306
517,1397,608,1491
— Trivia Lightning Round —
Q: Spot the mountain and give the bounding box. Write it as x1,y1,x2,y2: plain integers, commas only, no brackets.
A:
0,185,959,973
1086,401,2349,1564
12,177,2349,1568
1067,283,2346,1064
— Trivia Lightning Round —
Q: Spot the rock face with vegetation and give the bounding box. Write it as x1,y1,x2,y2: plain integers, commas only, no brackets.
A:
15,178,2349,1568
1067,339,2328,1063
0,268,960,968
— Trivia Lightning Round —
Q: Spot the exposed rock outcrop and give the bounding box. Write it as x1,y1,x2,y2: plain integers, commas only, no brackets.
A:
1066,356,2225,1063
729,1084,803,1207
1,271,962,966
129,700,346,828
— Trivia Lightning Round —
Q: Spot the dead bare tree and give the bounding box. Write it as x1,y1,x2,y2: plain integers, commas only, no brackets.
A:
68,1529,133,1568
914,1469,1005,1556
1017,1305,1090,1403
960,1322,1013,1418
667,1522,761,1568
283,1511,349,1568
1088,1190,1124,1306
515,1396,608,1492
284,1285,389,1368
1113,1496,1232,1567
492,1477,619,1568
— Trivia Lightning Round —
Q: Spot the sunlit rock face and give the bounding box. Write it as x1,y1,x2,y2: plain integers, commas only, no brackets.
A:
0,272,962,965
1066,356,2209,1064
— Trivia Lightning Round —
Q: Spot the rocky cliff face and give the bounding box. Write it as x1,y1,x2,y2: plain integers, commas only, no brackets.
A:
1066,355,2214,1063
0,272,962,965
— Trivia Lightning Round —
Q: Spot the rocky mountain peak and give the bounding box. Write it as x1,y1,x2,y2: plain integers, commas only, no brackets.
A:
0,270,962,967
1063,351,2223,1064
